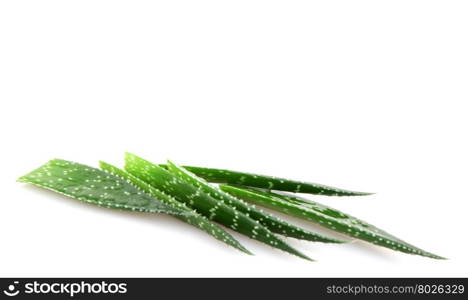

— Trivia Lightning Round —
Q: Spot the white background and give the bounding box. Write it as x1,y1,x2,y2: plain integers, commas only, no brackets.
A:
1,1,467,277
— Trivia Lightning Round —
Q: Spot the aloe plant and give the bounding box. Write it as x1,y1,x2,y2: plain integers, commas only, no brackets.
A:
165,160,344,244
220,185,444,259
99,161,251,254
124,153,313,261
160,165,371,196
18,155,444,261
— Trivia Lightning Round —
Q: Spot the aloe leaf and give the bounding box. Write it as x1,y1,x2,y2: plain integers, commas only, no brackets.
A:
99,161,251,255
125,153,313,261
17,159,190,216
159,165,371,196
221,185,445,260
165,160,344,244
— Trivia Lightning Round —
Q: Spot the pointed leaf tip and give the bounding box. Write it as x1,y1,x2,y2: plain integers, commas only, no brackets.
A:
221,185,444,260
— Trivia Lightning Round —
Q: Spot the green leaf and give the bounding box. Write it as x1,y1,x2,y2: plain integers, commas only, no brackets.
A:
125,153,314,261
220,185,445,260
165,160,344,244
159,165,371,196
17,159,190,216
99,161,251,255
